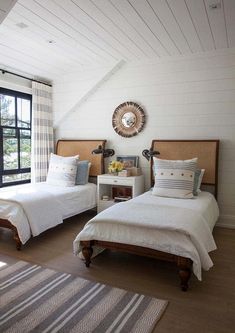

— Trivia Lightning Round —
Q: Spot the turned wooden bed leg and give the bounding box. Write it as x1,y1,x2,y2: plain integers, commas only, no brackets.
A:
81,241,93,267
13,229,22,251
0,219,22,250
177,257,192,291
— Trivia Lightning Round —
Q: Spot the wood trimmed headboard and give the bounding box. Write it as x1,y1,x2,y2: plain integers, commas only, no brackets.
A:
150,140,219,198
56,139,106,176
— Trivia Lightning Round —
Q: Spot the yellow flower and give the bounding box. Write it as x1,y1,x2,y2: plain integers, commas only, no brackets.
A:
108,160,124,173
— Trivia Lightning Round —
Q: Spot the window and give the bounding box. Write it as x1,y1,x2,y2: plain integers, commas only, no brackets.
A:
0,88,32,187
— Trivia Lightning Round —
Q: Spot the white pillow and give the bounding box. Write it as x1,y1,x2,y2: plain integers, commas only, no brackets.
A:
46,153,79,187
152,157,198,199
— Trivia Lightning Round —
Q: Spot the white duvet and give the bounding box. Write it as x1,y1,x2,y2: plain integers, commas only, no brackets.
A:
73,191,219,280
0,182,97,244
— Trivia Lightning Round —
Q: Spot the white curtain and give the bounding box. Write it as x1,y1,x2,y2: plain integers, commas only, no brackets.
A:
31,82,53,183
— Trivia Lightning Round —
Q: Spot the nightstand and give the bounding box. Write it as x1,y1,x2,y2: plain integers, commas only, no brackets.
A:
97,174,144,213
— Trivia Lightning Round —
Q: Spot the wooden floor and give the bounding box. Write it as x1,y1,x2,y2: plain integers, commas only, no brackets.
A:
0,211,235,333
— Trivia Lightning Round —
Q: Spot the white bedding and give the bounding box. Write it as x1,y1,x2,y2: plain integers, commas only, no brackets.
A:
73,191,219,280
0,182,97,244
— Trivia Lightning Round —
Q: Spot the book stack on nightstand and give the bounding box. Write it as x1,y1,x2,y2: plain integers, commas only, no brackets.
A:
97,174,144,213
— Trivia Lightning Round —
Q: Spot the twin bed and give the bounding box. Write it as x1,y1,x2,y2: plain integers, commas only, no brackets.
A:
74,140,219,291
0,139,219,291
0,139,106,250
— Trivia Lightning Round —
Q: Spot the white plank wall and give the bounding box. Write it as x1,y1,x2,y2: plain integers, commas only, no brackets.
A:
54,49,235,228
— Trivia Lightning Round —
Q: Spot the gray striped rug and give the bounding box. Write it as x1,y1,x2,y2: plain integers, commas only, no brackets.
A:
0,261,168,333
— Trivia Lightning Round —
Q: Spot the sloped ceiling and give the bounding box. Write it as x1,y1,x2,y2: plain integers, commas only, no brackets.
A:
0,0,234,83
0,0,17,24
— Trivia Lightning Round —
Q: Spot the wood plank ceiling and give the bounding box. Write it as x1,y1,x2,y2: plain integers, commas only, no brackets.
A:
0,0,234,82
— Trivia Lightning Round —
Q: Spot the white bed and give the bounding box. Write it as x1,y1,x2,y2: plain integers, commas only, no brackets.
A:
74,139,220,291
0,139,106,249
0,182,97,244
74,190,219,281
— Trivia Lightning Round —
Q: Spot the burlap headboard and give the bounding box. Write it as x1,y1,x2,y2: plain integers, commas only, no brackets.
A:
56,139,106,176
151,140,219,197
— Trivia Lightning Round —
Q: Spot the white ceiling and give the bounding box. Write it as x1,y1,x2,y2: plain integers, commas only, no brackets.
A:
0,0,234,83
0,0,17,24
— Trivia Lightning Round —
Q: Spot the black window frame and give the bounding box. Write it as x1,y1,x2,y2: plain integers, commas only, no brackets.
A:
0,87,32,187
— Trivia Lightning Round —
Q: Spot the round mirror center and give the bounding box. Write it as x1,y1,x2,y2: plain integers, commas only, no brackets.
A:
121,112,136,128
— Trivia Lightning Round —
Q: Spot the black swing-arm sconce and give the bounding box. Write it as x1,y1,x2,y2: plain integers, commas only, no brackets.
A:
92,145,115,158
142,147,160,161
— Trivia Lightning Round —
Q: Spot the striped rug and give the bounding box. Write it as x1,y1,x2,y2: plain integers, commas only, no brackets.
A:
0,261,168,333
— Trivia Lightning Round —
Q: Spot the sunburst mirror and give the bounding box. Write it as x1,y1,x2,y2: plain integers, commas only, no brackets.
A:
112,101,146,138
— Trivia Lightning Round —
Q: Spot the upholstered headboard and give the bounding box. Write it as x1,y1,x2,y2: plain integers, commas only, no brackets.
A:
56,139,106,176
151,140,219,197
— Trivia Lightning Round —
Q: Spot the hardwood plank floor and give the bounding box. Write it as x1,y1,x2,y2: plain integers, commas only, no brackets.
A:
0,211,234,333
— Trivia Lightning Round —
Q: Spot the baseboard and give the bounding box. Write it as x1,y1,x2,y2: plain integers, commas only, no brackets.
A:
216,215,235,229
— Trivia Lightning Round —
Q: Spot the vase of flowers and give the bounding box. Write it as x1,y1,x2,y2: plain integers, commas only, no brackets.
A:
108,160,124,175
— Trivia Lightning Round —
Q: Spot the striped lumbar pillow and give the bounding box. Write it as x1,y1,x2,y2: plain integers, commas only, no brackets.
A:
46,153,79,187
152,157,198,199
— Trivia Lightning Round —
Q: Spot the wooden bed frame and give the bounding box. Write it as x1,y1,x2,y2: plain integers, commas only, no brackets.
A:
0,139,106,250
81,140,219,291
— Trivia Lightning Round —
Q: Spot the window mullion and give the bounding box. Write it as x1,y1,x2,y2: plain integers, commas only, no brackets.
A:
15,96,20,171
0,127,3,187
15,95,17,129
17,128,20,170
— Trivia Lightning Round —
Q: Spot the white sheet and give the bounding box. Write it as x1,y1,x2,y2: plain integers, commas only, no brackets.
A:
73,191,219,280
0,182,97,244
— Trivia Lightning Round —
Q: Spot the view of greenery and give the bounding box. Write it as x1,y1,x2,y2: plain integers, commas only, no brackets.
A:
0,93,31,184
3,134,31,170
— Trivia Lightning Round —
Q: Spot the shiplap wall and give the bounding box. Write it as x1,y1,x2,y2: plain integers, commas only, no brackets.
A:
55,49,235,228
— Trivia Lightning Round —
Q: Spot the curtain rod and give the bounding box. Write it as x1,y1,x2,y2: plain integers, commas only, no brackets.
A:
0,69,52,87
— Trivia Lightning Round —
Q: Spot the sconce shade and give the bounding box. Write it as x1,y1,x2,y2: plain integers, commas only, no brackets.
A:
92,145,115,158
142,148,160,161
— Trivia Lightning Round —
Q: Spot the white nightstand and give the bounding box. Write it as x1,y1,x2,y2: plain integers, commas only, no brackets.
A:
97,174,144,213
